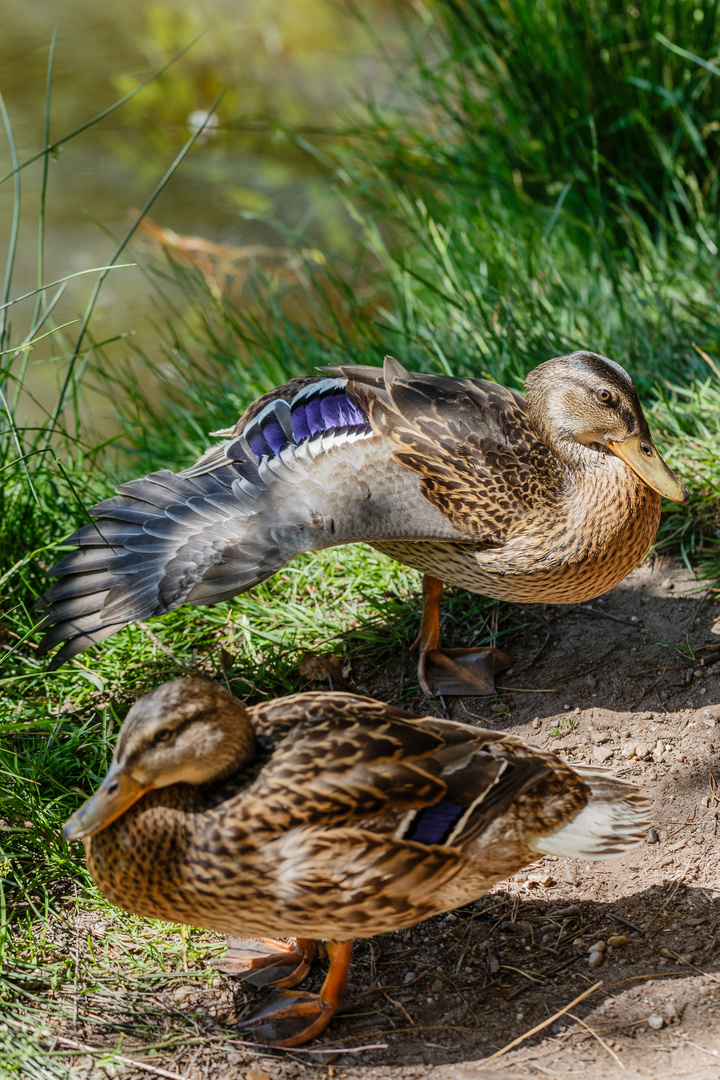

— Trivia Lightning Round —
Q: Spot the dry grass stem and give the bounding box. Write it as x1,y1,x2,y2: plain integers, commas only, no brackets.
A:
567,1011,626,1071
477,980,603,1065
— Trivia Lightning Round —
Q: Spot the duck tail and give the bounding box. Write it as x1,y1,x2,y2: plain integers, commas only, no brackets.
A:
531,767,652,860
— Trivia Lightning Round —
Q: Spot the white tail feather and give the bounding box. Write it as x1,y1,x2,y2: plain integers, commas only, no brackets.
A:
532,767,652,860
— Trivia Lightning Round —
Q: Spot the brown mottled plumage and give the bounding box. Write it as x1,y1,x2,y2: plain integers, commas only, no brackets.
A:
65,678,652,1045
39,352,687,694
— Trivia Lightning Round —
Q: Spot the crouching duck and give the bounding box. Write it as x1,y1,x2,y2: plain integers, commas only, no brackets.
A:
64,678,651,1046
39,352,686,696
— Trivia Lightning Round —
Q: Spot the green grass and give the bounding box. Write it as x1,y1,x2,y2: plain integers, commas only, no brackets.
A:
2,2,720,1074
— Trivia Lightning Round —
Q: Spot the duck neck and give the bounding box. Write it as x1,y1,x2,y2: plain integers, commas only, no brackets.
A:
525,392,604,477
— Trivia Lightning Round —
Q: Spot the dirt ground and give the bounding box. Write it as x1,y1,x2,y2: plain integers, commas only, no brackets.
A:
44,555,720,1080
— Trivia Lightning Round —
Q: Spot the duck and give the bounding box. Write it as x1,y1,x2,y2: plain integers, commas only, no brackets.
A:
39,352,687,696
64,676,652,1047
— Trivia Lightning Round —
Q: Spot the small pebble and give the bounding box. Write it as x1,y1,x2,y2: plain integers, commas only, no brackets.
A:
647,827,659,844
554,903,581,917
703,715,718,728
588,950,604,968
635,742,650,760
588,940,606,953
607,935,627,947
621,742,636,759
403,970,414,984
648,1014,664,1030
592,730,610,744
488,955,500,974
532,717,542,730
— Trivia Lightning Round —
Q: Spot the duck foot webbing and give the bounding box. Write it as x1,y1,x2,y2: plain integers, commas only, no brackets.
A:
412,575,510,696
240,939,353,1047
421,646,510,696
211,937,317,988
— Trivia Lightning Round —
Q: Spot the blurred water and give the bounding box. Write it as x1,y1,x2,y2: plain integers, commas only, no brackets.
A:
0,0,401,431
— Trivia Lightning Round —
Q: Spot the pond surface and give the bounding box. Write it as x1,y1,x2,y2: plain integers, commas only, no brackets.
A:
0,0,406,432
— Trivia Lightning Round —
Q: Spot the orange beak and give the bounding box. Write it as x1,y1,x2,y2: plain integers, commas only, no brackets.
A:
606,431,688,504
63,765,150,842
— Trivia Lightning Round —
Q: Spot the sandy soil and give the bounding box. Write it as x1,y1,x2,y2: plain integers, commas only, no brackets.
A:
45,555,720,1080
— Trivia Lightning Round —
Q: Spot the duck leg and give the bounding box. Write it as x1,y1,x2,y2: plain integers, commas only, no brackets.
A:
211,936,317,988
241,939,353,1047
412,575,510,697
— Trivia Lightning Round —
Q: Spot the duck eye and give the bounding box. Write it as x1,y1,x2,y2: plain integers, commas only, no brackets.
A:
154,728,173,743
596,388,613,404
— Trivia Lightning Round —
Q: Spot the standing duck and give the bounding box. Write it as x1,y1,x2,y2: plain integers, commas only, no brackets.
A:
64,677,651,1046
40,352,687,695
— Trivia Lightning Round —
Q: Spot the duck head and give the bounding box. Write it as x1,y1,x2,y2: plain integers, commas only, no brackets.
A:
64,678,255,842
525,351,688,504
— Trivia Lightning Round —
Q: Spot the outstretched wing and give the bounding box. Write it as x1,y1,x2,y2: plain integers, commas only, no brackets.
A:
331,357,564,542
37,370,464,667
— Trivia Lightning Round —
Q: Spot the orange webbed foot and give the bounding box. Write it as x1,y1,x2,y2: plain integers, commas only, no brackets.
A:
239,939,353,1047
211,937,317,988
418,645,510,697
412,575,510,696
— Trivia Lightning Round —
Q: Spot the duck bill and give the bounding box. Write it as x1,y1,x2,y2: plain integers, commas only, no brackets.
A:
63,765,149,842
606,432,689,504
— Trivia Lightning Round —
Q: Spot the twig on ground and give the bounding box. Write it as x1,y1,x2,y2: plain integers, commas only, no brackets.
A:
380,988,415,1025
681,1037,720,1060
44,1034,188,1080
513,631,551,673
476,979,603,1065
688,574,720,631
604,972,686,993
546,647,617,686
567,1011,625,1071
629,666,669,710
656,948,720,984
579,606,641,628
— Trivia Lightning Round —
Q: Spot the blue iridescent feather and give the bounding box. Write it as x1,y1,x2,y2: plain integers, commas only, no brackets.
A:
405,798,465,845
